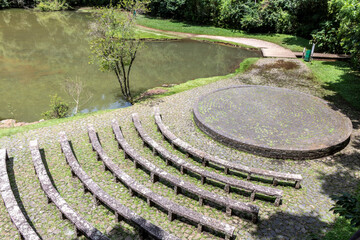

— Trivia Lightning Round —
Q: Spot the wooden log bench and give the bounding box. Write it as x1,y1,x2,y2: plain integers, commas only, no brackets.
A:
29,140,109,240
0,149,41,240
133,113,283,206
154,107,303,189
59,132,179,240
110,119,236,239
89,125,259,223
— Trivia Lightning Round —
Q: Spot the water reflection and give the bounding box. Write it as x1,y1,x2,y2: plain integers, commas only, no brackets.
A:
0,9,260,122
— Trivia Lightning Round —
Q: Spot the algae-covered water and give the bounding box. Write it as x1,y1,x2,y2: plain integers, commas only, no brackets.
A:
0,9,260,122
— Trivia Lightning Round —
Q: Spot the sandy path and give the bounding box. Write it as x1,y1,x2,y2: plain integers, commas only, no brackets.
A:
138,25,297,58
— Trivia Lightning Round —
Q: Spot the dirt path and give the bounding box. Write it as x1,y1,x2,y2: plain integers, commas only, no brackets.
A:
138,25,297,58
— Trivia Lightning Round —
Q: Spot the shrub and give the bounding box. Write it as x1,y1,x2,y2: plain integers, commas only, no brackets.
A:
0,0,9,9
148,0,186,19
311,21,343,53
259,0,297,34
218,0,296,33
274,8,296,33
312,0,360,68
322,217,357,240
240,3,262,32
35,0,70,11
218,0,247,29
331,192,360,227
183,0,219,24
148,0,219,24
42,94,69,119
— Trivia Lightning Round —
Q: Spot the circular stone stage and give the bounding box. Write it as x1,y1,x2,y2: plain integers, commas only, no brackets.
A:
193,86,352,159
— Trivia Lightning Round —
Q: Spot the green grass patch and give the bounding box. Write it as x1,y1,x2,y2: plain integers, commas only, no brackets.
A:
191,37,256,49
308,61,360,110
137,57,259,100
135,28,177,39
236,57,260,73
136,15,310,52
0,109,115,138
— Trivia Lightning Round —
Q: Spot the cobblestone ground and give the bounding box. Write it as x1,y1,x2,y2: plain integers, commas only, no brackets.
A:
0,58,359,239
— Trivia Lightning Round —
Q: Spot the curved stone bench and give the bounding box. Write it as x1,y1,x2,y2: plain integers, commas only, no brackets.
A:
29,140,109,240
89,125,259,223
133,113,283,206
0,149,41,240
59,132,179,240
110,119,236,239
154,107,303,189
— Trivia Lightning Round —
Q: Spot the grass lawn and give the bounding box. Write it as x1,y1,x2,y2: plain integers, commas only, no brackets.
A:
190,37,256,49
0,109,115,138
135,28,177,39
308,61,360,110
136,15,310,52
136,57,259,100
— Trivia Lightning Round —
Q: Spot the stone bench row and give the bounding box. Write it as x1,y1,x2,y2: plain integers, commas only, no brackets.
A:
99,122,260,223
59,132,179,240
133,113,283,206
110,119,236,240
0,149,41,240
29,140,109,240
154,107,303,189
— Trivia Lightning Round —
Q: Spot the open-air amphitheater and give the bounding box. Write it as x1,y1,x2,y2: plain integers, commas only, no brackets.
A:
1,59,359,240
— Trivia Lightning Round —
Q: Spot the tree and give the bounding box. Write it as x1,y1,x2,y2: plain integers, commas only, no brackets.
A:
89,2,147,104
329,0,360,67
312,0,360,68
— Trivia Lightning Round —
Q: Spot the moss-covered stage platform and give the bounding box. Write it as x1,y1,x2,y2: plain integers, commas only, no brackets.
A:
193,86,352,159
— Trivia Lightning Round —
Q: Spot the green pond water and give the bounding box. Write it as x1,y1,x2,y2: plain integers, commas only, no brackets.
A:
0,9,260,122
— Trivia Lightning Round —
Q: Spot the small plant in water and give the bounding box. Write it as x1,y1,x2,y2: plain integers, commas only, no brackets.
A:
7,103,16,118
63,76,93,115
42,94,69,119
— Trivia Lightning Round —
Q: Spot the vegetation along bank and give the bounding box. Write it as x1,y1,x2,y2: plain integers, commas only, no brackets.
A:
1,0,359,68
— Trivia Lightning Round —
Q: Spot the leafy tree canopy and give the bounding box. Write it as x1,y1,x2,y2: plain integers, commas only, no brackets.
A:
89,2,147,103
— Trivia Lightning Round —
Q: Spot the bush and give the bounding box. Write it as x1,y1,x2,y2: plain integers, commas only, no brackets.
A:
258,0,297,34
148,0,219,24
42,94,69,119
240,2,262,32
184,0,219,24
312,0,360,68
331,192,360,227
35,0,70,11
322,217,357,240
0,0,9,8
148,0,186,19
218,0,247,29
311,21,343,53
324,184,360,240
274,9,296,33
331,0,360,68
